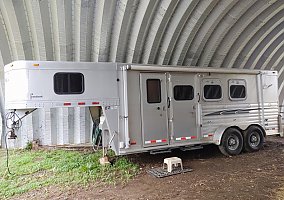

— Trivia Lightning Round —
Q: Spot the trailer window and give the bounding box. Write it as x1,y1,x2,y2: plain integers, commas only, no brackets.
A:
146,79,161,103
174,85,194,101
230,85,246,99
229,79,246,100
203,85,222,100
54,73,84,94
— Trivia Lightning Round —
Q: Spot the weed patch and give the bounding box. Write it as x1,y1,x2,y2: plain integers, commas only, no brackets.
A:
0,149,138,199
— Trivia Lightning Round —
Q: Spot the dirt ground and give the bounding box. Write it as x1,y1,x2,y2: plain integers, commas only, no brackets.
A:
12,136,284,200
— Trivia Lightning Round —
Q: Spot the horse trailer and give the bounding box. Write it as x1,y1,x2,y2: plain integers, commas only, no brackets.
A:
4,61,282,156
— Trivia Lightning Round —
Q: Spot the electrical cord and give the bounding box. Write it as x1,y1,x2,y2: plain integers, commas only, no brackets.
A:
4,110,23,175
3,109,36,175
5,131,11,175
5,110,22,129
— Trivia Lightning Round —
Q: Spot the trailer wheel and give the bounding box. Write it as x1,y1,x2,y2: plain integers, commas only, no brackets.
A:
244,125,264,152
218,128,243,156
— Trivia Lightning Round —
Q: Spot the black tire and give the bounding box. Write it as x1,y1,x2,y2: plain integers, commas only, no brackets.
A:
218,128,244,156
243,125,264,152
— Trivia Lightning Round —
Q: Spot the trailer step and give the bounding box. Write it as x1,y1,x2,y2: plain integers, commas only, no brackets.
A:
150,149,172,155
147,167,193,178
180,145,203,151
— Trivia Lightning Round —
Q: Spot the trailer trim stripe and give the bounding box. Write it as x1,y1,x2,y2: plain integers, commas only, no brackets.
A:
205,108,261,116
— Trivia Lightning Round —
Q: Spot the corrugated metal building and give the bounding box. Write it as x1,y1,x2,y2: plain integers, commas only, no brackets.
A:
0,0,283,148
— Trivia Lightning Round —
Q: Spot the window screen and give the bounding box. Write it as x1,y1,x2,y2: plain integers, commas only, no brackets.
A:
174,85,194,101
204,85,222,100
54,73,84,94
230,85,246,99
146,79,161,103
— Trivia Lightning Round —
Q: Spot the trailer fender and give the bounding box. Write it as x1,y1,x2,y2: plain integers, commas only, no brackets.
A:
212,126,229,145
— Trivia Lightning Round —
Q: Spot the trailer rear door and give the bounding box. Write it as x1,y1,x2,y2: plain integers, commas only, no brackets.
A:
140,73,169,147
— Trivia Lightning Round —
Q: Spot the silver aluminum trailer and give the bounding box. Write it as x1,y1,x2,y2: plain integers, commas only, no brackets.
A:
4,61,282,156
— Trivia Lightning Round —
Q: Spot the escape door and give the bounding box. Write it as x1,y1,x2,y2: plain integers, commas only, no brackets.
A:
170,73,198,143
140,73,169,147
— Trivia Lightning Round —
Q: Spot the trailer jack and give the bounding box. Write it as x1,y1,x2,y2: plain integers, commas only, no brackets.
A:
98,136,111,166
99,156,110,165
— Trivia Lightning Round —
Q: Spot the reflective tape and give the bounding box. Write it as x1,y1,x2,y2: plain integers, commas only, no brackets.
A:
145,139,167,144
175,136,197,141
203,134,214,138
63,101,100,106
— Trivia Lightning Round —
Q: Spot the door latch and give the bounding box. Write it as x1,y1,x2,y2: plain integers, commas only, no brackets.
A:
167,97,171,108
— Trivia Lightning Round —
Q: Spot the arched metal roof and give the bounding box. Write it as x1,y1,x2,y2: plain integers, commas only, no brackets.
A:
0,0,283,147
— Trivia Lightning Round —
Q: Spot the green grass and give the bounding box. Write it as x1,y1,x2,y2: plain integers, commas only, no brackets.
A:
0,149,138,199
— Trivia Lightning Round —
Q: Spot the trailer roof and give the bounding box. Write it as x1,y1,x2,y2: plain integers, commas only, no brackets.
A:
4,60,117,71
4,60,277,75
